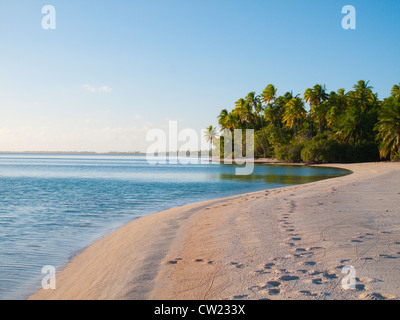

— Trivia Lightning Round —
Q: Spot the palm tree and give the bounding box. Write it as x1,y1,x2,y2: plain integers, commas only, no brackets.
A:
204,125,218,154
304,84,329,133
336,80,379,144
337,108,362,144
261,84,277,105
233,98,250,128
264,104,280,126
262,85,285,137
217,110,238,158
226,113,239,131
391,83,400,98
349,80,376,113
326,89,348,127
246,92,261,110
218,109,229,129
283,91,295,102
272,94,292,132
282,97,306,135
375,85,400,159
246,92,268,157
337,104,378,145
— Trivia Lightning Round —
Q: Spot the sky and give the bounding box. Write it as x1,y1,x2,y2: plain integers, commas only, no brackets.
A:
0,0,399,152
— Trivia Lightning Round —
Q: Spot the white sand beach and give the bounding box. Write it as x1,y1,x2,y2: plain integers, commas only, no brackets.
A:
29,162,400,300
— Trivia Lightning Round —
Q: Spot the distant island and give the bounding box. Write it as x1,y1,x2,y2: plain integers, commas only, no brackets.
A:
0,151,146,155
0,150,213,157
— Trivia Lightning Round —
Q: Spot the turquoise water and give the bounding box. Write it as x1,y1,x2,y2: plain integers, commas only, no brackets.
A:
0,154,349,299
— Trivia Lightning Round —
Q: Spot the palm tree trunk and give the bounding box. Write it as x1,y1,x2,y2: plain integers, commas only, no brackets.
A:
258,116,268,157
255,131,267,158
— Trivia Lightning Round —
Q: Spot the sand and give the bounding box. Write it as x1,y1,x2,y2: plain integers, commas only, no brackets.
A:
29,162,400,300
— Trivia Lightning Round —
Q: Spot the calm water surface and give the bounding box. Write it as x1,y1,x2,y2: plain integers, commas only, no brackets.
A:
0,154,349,299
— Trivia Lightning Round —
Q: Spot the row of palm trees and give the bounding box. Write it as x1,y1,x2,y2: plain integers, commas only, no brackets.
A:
205,80,400,160
376,84,400,159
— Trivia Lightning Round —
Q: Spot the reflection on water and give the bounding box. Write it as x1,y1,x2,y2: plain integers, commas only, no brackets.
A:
218,173,343,184
217,164,349,185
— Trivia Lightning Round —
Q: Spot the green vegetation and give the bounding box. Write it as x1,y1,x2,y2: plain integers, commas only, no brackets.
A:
211,81,400,163
204,125,218,151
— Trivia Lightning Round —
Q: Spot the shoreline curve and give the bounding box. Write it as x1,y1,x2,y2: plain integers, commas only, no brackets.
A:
29,162,400,300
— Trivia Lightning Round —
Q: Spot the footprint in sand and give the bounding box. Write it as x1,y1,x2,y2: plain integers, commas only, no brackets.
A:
268,288,280,295
249,285,262,292
279,275,299,281
285,237,301,243
297,269,308,274
254,269,269,275
230,262,245,269
299,290,318,297
166,258,183,264
292,248,314,259
263,263,275,270
309,270,323,276
267,281,281,287
360,292,396,300
379,254,398,259
311,278,323,285
249,281,281,294
232,294,248,299
193,258,215,265
355,284,366,291
308,246,322,251
322,272,338,279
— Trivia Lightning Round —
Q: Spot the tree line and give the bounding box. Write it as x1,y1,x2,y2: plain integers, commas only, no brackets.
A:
206,80,400,163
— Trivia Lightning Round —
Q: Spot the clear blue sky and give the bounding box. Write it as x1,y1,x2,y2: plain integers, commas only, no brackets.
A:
0,0,399,152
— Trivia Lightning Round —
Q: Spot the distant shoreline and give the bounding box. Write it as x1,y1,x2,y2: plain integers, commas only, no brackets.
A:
0,152,281,162
0,151,211,156
0,151,146,155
